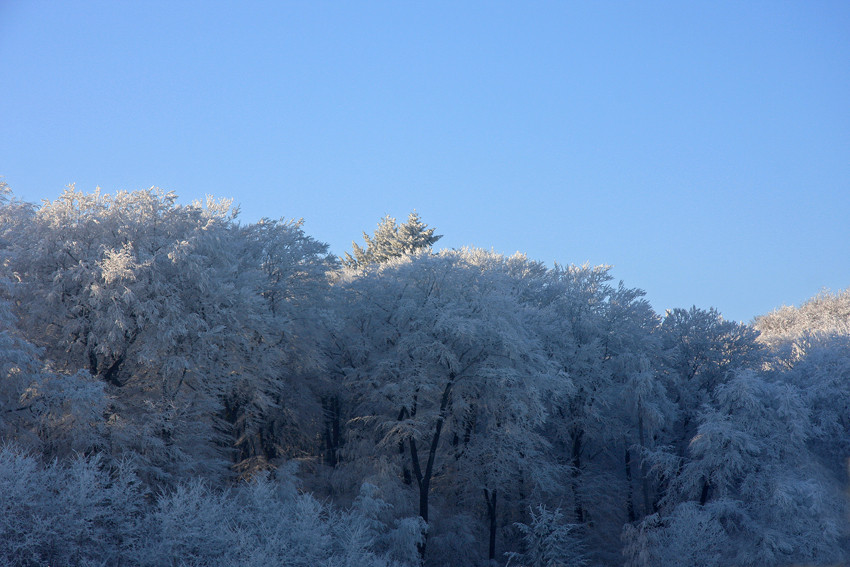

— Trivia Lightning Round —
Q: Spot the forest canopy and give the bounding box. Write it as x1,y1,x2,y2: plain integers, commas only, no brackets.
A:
0,184,847,566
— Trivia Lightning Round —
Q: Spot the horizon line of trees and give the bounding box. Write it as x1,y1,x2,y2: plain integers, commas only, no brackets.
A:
0,183,847,566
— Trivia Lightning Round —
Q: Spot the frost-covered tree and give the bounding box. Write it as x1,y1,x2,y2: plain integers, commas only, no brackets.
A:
3,186,333,484
625,369,846,566
506,506,585,567
223,216,336,476
777,333,850,473
755,287,850,353
625,300,848,566
0,444,144,566
336,249,554,563
0,444,415,567
754,292,850,563
6,178,850,565
133,467,418,566
529,264,614,524
651,307,763,508
754,288,850,466
0,293,45,443
524,263,664,563
0,292,109,460
342,211,441,269
660,307,762,408
4,187,239,481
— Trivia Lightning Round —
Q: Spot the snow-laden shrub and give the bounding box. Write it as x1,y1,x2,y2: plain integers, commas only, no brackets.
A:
0,444,144,566
134,472,414,567
506,505,585,567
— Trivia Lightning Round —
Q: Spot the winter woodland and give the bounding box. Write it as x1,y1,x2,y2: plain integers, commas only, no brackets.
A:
0,183,847,566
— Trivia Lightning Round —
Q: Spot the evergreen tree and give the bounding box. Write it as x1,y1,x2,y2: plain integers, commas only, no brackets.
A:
343,211,441,268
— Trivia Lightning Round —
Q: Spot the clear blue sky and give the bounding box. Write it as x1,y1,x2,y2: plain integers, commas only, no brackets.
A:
2,1,848,323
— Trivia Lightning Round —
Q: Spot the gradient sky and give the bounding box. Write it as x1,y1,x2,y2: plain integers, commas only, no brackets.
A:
2,1,848,323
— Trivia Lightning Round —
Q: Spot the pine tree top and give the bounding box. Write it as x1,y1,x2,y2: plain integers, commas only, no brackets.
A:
342,211,442,269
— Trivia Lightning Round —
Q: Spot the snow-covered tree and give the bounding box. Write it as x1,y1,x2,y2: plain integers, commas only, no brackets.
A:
523,263,664,563
653,307,762,490
6,178,850,565
660,307,762,408
342,211,441,269
755,287,850,353
754,288,850,474
626,368,846,566
0,443,414,567
506,505,585,567
4,186,333,485
0,444,145,566
336,249,555,563
0,290,109,460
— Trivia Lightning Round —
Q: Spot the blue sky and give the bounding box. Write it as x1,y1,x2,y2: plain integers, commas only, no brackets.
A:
2,1,848,323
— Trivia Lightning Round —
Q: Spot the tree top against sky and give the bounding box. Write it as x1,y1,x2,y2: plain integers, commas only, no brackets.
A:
343,211,442,269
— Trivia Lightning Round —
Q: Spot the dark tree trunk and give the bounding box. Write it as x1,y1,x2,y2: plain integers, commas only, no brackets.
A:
399,406,412,484
637,409,651,515
484,488,498,562
699,479,711,506
571,429,585,523
409,437,430,561
408,373,455,562
322,395,342,467
624,445,636,523
88,349,99,380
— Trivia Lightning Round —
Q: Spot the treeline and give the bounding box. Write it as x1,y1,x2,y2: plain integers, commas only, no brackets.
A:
0,184,847,566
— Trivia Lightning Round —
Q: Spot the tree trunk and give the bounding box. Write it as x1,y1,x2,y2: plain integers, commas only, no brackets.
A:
699,479,711,506
322,395,341,467
408,437,428,561
624,445,636,523
399,406,412,484
571,429,585,523
408,373,455,561
637,408,651,515
484,488,498,562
